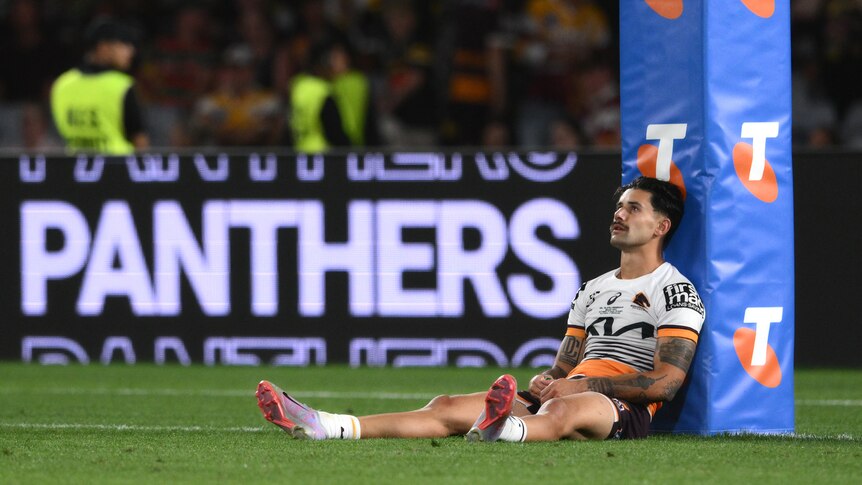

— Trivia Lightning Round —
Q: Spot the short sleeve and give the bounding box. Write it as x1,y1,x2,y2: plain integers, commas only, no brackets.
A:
566,281,588,338
656,281,705,342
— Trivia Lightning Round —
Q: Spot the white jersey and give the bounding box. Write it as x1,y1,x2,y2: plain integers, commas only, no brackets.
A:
567,262,705,373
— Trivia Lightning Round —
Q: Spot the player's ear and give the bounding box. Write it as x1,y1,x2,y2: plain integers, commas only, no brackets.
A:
655,217,671,238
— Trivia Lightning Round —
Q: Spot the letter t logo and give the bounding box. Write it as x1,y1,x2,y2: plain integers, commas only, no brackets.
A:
740,122,779,181
645,123,687,181
743,306,783,366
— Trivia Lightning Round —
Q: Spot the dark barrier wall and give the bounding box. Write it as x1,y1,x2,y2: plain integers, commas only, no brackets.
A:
2,151,620,366
3,151,859,367
793,151,862,367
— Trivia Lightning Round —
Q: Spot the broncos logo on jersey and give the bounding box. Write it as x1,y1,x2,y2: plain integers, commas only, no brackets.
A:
632,292,650,309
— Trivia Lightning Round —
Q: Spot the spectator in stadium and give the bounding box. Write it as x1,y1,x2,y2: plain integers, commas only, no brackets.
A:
437,0,508,146
21,102,62,151
549,116,586,150
0,0,68,103
189,44,281,147
229,4,285,90
136,4,218,147
373,0,438,148
480,117,513,148
567,60,621,148
257,176,705,442
512,0,612,148
49,17,149,154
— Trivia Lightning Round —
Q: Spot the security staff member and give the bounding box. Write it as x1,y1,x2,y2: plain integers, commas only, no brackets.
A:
288,39,352,153
330,43,379,147
51,18,149,154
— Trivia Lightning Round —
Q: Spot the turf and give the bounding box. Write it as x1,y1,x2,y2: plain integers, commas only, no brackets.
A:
1,364,860,484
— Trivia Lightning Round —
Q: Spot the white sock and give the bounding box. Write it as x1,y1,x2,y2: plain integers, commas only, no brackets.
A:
318,411,361,440
497,416,527,442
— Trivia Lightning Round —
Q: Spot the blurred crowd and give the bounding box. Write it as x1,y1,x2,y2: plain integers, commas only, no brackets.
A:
0,0,859,152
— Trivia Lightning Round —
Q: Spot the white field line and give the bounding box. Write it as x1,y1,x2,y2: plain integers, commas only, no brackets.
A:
796,399,862,407
0,422,266,433
0,387,437,400
0,387,860,406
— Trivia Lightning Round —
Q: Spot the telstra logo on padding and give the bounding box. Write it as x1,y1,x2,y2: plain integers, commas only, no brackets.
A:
741,0,775,18
645,0,683,19
645,0,775,19
734,307,783,388
636,123,687,199
733,122,779,203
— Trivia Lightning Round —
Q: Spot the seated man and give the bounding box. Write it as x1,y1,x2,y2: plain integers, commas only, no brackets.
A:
256,176,705,441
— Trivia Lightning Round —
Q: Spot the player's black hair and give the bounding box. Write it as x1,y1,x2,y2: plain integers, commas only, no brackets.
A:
613,176,685,248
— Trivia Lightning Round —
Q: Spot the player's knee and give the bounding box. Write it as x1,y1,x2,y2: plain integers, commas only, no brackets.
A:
422,394,464,432
540,398,578,439
423,394,455,414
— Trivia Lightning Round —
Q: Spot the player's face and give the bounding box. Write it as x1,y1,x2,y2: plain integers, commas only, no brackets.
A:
609,188,668,250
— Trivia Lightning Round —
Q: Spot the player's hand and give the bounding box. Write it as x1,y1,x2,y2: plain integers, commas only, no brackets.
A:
539,378,588,403
528,374,555,397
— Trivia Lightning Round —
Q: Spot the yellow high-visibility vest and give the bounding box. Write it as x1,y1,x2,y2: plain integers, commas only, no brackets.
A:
332,71,370,146
290,74,332,153
51,68,135,154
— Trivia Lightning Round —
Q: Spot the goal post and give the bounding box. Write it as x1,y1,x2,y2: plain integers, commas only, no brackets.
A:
619,1,795,434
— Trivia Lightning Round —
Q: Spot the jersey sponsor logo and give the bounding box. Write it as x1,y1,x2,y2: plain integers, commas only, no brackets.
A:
632,292,651,310
586,317,655,340
599,291,624,314
662,283,704,315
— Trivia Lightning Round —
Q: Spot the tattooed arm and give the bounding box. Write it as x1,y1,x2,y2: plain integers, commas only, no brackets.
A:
539,336,696,404
527,335,584,397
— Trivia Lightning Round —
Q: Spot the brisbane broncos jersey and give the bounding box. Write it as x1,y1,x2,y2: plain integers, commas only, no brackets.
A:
566,262,705,375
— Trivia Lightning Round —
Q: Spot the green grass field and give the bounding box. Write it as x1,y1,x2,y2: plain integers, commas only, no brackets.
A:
1,364,860,484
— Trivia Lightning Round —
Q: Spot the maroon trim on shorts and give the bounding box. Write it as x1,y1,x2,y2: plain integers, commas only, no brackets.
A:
606,397,651,440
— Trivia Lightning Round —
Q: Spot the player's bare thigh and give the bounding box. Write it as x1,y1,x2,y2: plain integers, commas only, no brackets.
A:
528,391,617,441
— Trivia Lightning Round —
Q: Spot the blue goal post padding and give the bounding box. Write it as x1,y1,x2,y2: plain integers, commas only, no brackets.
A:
620,0,794,434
